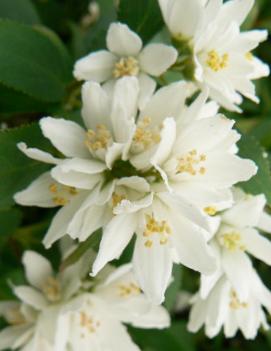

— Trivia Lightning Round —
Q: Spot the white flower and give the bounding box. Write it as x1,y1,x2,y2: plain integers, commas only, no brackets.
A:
14,77,140,248
74,22,178,109
158,0,269,111
54,264,170,351
0,250,85,350
128,82,257,213
200,188,271,301
188,270,271,339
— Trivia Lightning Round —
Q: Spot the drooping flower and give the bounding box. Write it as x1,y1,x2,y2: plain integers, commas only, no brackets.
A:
188,269,271,339
74,22,178,109
200,188,271,301
158,0,269,111
0,250,86,351
54,264,170,351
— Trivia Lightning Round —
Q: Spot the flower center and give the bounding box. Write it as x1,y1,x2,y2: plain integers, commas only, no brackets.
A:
80,312,100,334
111,192,127,208
113,56,139,78
206,50,229,72
204,206,217,216
85,124,112,152
245,52,253,61
42,276,61,303
177,149,206,176
6,307,26,325
219,231,246,252
49,183,78,206
131,116,161,153
118,282,141,297
229,290,248,310
143,214,172,248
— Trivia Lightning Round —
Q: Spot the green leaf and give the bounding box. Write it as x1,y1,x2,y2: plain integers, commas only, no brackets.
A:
238,134,271,205
118,0,164,43
0,20,72,102
0,0,41,25
249,118,271,149
0,208,22,245
0,123,52,209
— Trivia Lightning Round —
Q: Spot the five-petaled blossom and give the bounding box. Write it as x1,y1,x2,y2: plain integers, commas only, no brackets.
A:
158,0,269,111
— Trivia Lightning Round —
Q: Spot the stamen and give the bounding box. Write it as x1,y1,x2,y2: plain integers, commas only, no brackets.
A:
49,183,77,206
118,282,141,297
229,290,248,310
113,56,139,78
132,116,161,153
80,312,100,334
111,192,127,208
177,149,207,176
204,206,217,216
206,50,229,72
219,231,246,252
6,307,26,325
85,124,112,152
143,214,171,248
42,277,61,303
245,52,253,61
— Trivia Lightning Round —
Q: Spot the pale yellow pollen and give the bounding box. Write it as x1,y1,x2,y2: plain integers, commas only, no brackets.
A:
206,50,229,72
49,183,78,206
113,56,139,78
80,312,100,334
229,290,248,310
132,116,161,152
204,206,217,216
219,231,246,252
111,192,127,208
42,276,61,303
6,307,26,325
85,124,112,152
143,214,171,248
177,149,207,176
118,282,141,297
245,52,253,61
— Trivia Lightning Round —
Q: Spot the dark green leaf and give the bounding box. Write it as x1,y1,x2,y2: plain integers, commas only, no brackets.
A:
0,208,22,244
0,0,40,25
0,123,52,209
238,134,271,205
118,0,164,43
164,265,182,311
249,118,271,149
0,20,72,102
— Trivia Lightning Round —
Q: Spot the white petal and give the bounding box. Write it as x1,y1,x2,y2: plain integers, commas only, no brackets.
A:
92,213,137,275
166,0,203,37
43,193,87,248
137,73,156,111
81,81,111,130
73,50,116,82
17,142,59,164
103,321,140,351
139,43,177,76
243,228,271,266
22,251,53,290
258,212,271,233
222,193,266,228
222,250,253,301
106,22,142,56
222,0,254,25
105,143,124,169
14,172,57,208
40,117,89,158
111,77,139,143
133,234,173,305
13,286,48,310
116,176,150,192
0,325,31,351
114,194,153,215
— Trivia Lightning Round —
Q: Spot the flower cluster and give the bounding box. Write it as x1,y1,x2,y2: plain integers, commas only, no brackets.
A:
1,0,270,348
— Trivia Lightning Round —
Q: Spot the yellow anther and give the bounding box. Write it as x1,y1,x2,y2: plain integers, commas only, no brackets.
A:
49,183,58,193
245,52,253,61
143,214,171,248
113,56,139,78
49,183,77,206
42,277,61,303
85,124,112,152
53,196,69,206
219,231,246,252
206,50,229,72
118,282,141,297
132,116,161,152
6,307,26,325
229,290,248,310
177,149,207,176
112,192,127,208
68,186,78,195
204,206,217,216
80,312,100,334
